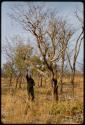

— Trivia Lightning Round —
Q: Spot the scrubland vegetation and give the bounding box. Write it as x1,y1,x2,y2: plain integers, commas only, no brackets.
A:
1,75,83,124
1,2,84,124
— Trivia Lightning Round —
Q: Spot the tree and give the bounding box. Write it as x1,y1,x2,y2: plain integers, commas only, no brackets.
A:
50,20,74,93
2,62,15,92
14,42,33,88
30,55,43,87
2,36,33,89
9,3,74,101
2,37,16,90
66,9,84,97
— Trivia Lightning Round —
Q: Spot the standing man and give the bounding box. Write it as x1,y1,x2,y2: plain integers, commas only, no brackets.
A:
26,66,35,101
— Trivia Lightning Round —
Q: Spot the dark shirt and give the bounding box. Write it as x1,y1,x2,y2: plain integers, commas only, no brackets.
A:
26,74,35,87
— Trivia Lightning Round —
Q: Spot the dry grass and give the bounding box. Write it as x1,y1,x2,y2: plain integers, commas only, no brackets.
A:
1,75,84,124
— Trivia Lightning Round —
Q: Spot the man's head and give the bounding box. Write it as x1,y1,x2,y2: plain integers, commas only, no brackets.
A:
26,66,32,78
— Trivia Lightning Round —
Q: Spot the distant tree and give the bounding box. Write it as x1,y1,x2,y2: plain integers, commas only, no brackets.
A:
14,42,33,88
2,37,16,90
2,36,33,89
66,9,84,97
3,62,15,87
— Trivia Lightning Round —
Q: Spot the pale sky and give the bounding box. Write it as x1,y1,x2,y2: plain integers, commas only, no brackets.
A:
1,2,84,70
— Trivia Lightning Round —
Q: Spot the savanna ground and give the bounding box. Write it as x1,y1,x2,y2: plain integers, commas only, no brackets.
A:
1,75,84,124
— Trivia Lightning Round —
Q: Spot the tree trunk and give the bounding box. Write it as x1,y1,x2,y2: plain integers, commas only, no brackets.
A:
19,76,22,89
60,66,63,93
9,74,12,87
53,84,58,101
15,73,22,89
38,74,42,87
40,76,42,87
71,70,75,97
51,77,58,101
44,78,46,84
60,52,65,93
9,73,13,94
15,76,19,89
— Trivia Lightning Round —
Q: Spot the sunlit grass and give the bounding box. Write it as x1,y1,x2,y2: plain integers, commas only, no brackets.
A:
1,75,84,124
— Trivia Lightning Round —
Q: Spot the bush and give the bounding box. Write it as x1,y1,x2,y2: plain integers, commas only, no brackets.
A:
49,100,83,116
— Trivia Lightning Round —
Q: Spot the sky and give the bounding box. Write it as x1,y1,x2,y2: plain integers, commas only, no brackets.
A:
1,2,84,70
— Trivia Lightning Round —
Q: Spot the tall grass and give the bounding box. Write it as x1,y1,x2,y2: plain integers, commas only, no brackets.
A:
1,76,84,124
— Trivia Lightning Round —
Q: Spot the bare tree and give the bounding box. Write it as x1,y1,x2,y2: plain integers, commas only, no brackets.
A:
2,37,16,89
9,3,75,101
65,9,84,97
58,21,73,93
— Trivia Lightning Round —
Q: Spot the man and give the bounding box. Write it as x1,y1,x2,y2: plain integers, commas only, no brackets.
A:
26,67,35,101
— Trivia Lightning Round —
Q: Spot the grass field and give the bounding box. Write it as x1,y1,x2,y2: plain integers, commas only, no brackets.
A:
1,75,84,124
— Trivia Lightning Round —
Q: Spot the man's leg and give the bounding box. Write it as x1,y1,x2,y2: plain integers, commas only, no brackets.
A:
30,87,34,101
27,86,31,100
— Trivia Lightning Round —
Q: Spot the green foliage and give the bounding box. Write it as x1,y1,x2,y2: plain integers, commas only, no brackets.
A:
14,43,33,73
31,55,42,66
3,62,13,78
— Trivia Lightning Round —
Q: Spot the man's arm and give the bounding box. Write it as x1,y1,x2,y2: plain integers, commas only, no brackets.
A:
32,78,35,86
